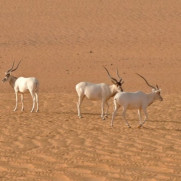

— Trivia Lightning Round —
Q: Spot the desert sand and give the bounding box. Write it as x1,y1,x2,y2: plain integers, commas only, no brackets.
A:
0,0,181,180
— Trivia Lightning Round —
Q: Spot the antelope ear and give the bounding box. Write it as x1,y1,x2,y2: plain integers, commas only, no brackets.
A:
5,71,11,75
154,89,161,93
111,80,117,85
152,89,155,92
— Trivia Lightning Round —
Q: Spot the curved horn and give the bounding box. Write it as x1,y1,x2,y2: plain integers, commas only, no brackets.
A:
103,66,117,83
7,61,15,73
11,59,22,72
116,68,122,82
136,73,156,89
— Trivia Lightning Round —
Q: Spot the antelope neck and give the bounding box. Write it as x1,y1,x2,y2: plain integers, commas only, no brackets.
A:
147,92,156,106
9,75,17,88
109,84,118,97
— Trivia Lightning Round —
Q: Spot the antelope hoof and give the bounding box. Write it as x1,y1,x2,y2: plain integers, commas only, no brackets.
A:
104,114,108,118
138,124,142,128
128,125,131,128
78,116,82,118
13,108,17,112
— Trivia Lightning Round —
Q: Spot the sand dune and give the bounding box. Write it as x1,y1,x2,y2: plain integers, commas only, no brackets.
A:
0,0,181,180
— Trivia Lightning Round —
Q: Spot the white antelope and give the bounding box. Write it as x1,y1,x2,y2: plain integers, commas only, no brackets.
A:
76,67,124,119
2,60,39,112
111,74,163,128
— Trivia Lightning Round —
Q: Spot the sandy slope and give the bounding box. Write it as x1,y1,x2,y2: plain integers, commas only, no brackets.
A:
0,0,181,180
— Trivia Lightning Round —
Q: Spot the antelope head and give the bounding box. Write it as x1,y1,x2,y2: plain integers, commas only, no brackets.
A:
2,60,21,82
104,66,124,91
136,73,163,101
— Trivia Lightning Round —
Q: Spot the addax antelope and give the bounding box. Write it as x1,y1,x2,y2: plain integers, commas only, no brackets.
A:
2,60,39,112
111,74,163,128
76,67,124,119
